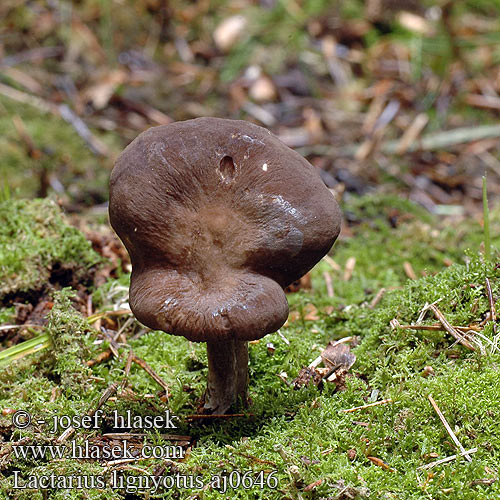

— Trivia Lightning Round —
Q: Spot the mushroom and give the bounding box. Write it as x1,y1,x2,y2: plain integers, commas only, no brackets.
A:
109,117,341,414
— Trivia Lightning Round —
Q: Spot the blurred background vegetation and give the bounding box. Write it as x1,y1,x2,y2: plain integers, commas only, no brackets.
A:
1,0,500,215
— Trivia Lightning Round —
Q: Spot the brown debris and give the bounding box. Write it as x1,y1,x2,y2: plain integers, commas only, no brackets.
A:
367,455,395,472
294,338,356,389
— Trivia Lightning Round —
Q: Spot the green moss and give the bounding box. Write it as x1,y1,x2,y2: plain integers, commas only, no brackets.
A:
0,198,102,297
46,289,96,392
1,195,499,499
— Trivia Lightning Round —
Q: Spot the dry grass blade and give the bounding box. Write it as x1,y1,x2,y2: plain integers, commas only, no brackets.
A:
342,398,393,413
427,395,472,462
418,447,478,470
429,304,476,351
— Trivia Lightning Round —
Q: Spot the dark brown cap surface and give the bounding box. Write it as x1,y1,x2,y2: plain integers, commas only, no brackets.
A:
109,117,341,342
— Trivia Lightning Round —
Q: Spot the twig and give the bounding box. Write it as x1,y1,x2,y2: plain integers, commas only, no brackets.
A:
403,261,417,280
465,93,500,111
343,257,356,281
225,445,277,466
58,104,109,156
277,330,290,345
120,350,135,391
86,350,112,367
483,176,491,262
427,395,472,462
399,324,480,333
298,124,500,158
429,304,476,351
131,355,169,393
323,271,334,298
418,447,478,470
185,413,249,421
0,46,64,67
323,255,341,272
485,278,497,336
368,288,386,309
396,113,428,154
57,382,119,443
342,398,393,413
0,83,109,156
87,309,132,324
103,432,191,441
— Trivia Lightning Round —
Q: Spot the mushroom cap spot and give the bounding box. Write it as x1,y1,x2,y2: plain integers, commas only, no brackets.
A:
109,117,341,342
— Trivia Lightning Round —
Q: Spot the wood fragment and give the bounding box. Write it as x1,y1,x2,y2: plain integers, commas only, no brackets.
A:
429,304,476,351
87,349,113,367
342,398,393,413
418,447,478,470
427,395,472,462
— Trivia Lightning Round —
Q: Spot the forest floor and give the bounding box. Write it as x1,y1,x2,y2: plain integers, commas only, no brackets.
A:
1,1,500,499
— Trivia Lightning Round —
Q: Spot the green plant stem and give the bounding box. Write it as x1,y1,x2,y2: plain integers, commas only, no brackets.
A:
483,175,491,262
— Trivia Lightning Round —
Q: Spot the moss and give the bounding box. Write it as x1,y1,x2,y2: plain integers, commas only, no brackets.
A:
0,198,102,298
46,288,96,393
1,194,499,499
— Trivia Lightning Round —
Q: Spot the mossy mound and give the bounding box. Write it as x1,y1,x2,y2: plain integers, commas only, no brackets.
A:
0,198,102,299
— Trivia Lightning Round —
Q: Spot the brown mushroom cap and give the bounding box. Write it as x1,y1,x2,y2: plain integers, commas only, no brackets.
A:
109,117,341,342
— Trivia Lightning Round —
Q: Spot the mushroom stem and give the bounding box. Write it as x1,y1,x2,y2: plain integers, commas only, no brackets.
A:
204,339,249,414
